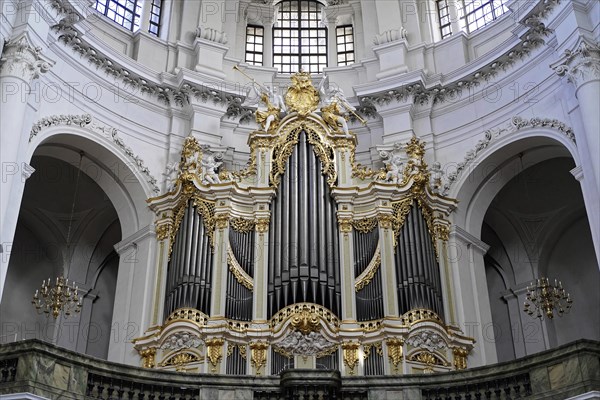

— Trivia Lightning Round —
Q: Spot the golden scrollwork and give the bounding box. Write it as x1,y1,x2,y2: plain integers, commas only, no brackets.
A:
230,217,255,233
409,351,448,371
352,217,378,233
165,308,209,327
316,344,339,359
284,71,320,116
386,338,404,373
378,214,394,230
453,347,469,370
139,347,156,369
270,119,337,189
271,303,339,331
290,304,322,334
355,244,381,292
155,223,170,241
338,216,353,233
160,352,201,371
215,213,229,230
250,341,269,375
166,194,216,260
255,216,270,233
205,338,224,372
363,342,383,360
342,341,360,375
400,308,443,326
227,343,247,359
227,246,254,290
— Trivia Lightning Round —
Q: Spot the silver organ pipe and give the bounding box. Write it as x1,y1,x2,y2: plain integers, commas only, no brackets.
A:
225,227,255,321
394,204,444,318
354,228,383,321
267,131,341,318
164,201,214,317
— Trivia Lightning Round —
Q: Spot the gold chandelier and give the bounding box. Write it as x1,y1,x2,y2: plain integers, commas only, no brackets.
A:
32,152,84,318
523,277,573,319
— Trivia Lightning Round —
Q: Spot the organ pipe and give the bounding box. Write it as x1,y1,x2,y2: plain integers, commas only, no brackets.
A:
267,130,341,318
354,228,384,321
164,201,214,318
394,204,444,318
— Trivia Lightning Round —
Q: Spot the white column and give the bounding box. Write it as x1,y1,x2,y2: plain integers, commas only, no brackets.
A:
552,38,600,264
108,225,157,365
448,226,498,367
0,32,52,300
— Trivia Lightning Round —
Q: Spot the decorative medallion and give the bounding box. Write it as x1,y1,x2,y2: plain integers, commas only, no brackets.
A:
284,71,320,116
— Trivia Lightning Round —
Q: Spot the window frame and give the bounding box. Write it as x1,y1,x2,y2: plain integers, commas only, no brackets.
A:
273,0,328,74
148,0,162,36
94,0,142,32
245,25,265,66
335,24,355,66
436,0,510,39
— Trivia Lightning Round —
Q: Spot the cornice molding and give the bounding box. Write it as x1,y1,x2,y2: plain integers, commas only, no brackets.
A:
354,0,562,117
450,225,490,254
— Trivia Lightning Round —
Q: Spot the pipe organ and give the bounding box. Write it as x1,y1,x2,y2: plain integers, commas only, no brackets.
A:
135,72,474,377
164,200,214,317
267,130,341,318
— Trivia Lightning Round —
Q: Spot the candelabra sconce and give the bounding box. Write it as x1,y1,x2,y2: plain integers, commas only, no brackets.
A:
32,276,82,318
523,277,573,319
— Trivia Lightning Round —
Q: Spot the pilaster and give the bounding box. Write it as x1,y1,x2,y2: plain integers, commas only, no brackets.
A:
0,31,53,300
448,225,497,367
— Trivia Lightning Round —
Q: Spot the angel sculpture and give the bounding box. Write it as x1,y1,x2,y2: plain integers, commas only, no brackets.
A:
430,161,444,193
201,153,223,184
385,154,404,184
163,161,180,192
318,74,355,137
244,83,286,133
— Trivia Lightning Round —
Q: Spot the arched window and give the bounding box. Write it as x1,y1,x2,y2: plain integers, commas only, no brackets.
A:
436,0,509,39
273,0,327,73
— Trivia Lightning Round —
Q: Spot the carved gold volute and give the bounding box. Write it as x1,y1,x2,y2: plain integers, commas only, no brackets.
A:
250,341,269,375
139,347,156,369
284,71,320,116
386,338,404,373
205,338,224,372
291,304,321,334
342,341,360,375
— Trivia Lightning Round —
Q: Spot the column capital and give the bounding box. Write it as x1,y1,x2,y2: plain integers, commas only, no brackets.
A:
0,32,54,83
114,224,156,255
551,37,600,89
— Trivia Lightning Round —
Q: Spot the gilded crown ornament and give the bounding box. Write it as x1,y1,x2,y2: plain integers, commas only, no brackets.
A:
285,71,320,116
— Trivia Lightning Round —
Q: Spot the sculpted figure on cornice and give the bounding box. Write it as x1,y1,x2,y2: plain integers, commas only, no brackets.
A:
164,136,224,191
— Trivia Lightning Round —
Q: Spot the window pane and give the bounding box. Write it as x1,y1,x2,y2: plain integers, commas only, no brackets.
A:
273,0,328,73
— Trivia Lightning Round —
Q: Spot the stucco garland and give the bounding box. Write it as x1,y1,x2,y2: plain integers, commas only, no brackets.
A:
29,114,160,194
441,116,576,196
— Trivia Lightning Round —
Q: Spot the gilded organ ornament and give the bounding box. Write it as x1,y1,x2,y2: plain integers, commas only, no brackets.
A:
138,73,473,378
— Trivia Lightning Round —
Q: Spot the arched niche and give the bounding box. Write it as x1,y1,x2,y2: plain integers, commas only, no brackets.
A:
1,130,153,361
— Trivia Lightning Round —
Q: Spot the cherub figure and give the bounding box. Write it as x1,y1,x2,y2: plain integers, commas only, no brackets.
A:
385,154,404,184
430,161,444,193
163,161,180,192
201,153,223,184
